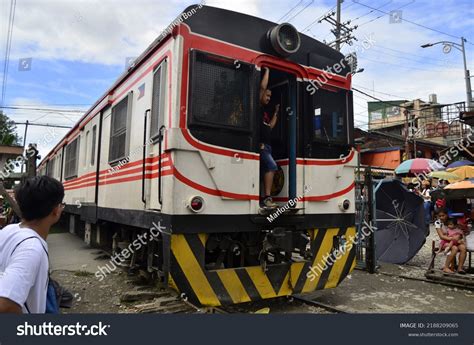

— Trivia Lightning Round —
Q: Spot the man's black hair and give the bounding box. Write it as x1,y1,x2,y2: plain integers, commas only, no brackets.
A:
15,175,64,221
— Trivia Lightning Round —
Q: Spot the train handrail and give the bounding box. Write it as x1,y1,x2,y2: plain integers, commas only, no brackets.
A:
158,125,166,205
142,109,150,205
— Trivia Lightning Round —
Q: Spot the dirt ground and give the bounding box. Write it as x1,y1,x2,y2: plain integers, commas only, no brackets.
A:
48,233,328,314
52,270,130,313
49,226,474,314
51,269,330,314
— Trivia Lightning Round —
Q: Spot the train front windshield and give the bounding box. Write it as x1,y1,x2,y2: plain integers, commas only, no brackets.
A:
310,87,352,145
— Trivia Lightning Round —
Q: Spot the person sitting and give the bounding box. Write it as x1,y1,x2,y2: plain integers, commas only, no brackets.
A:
434,208,468,274
440,218,464,255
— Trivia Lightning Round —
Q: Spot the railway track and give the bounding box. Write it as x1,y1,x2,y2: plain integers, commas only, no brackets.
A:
121,290,199,314
290,295,347,313
120,286,347,314
203,295,344,314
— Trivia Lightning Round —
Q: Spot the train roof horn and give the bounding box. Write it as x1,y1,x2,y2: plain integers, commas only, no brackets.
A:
267,23,301,57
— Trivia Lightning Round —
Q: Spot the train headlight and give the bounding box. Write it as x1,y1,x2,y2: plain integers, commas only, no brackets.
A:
267,23,301,57
339,199,351,212
188,196,205,213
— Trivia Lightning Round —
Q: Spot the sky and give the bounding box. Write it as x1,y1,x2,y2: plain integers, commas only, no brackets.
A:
0,0,473,158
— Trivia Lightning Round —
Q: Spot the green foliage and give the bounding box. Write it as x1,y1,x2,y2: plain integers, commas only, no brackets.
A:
0,112,21,146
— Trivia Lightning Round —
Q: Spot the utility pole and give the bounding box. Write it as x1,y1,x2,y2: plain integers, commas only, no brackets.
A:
335,0,342,51
404,109,411,160
319,0,358,51
460,37,473,110
26,143,38,178
20,120,28,174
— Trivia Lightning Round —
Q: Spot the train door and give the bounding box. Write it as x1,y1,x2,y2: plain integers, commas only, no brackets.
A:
263,68,299,208
144,59,168,210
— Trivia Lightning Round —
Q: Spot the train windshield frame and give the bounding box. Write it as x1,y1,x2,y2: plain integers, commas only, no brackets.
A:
309,87,352,145
188,50,254,133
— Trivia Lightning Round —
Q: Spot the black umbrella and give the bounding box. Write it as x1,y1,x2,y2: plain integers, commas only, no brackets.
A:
374,179,427,264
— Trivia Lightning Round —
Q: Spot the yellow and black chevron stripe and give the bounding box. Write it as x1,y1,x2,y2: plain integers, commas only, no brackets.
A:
169,227,356,306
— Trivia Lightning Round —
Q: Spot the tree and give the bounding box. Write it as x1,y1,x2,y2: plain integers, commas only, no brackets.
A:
0,111,21,146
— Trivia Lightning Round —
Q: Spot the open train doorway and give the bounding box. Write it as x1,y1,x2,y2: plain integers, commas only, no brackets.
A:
259,68,298,209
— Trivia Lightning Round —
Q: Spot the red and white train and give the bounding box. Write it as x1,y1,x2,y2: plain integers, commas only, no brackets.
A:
39,5,357,306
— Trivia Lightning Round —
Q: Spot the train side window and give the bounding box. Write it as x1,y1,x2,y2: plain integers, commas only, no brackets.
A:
91,125,97,166
109,94,131,163
65,137,80,180
84,130,90,167
150,59,167,139
189,51,252,131
46,158,55,177
56,153,62,179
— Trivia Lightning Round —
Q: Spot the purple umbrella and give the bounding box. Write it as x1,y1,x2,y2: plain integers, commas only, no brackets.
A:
447,160,474,169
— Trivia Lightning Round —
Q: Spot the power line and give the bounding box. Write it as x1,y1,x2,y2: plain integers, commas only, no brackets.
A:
303,0,356,33
368,46,456,68
353,0,465,41
286,0,314,23
1,0,17,108
371,44,458,64
318,1,362,44
13,122,72,129
353,87,416,109
361,56,445,73
347,0,393,23
324,0,393,40
357,0,415,28
302,4,337,32
319,0,358,51
353,84,408,99
277,0,304,22
353,99,369,109
4,103,91,107
0,106,84,113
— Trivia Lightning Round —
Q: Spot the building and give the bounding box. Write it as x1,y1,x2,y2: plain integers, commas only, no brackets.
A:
355,128,448,171
368,94,469,148
0,144,24,188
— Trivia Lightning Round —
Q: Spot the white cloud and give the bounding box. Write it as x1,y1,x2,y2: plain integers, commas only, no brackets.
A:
3,0,265,66
5,0,187,65
205,0,260,16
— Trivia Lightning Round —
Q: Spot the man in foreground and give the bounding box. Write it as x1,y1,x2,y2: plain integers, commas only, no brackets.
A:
0,176,64,313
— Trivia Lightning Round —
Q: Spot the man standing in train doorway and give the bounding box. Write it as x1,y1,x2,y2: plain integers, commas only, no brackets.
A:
259,67,280,208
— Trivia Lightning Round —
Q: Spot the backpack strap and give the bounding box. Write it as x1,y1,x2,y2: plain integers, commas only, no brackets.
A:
9,236,49,314
10,236,48,258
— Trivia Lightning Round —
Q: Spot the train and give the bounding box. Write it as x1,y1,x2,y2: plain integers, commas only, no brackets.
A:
38,5,357,306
